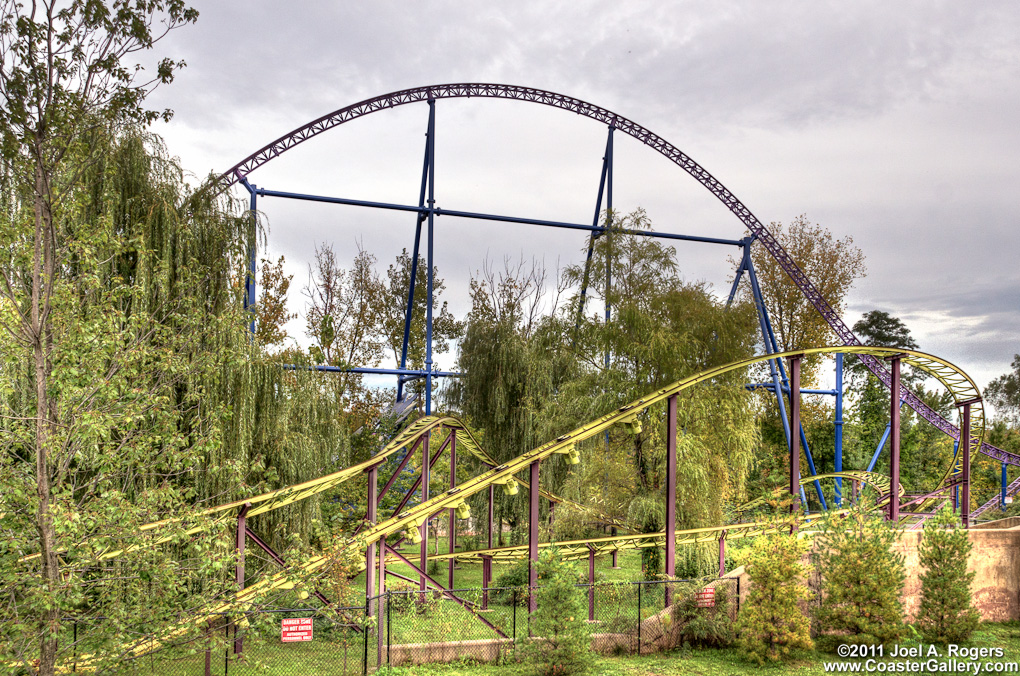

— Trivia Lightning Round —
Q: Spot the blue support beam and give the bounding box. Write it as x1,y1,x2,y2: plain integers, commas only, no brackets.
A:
605,125,614,371
1002,463,1008,510
745,255,817,511
575,128,613,336
396,109,434,402
251,187,744,247
835,352,844,506
425,99,436,416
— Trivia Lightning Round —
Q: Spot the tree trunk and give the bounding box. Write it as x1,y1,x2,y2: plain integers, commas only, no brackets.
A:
32,156,60,676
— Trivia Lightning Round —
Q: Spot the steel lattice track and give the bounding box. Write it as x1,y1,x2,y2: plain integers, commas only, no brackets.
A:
214,83,1018,468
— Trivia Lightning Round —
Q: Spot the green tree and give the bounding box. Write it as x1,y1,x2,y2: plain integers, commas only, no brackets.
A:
377,247,463,403
558,210,759,574
734,526,813,664
255,255,296,350
916,505,980,643
988,355,1020,427
447,257,566,541
521,548,595,676
745,215,867,386
0,5,204,672
813,502,906,647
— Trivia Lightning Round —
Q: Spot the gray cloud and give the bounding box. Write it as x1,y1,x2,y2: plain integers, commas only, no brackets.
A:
142,0,1019,387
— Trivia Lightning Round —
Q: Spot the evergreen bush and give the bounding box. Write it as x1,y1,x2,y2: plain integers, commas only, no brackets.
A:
813,501,906,647
735,526,814,664
672,582,734,648
521,548,595,676
916,506,980,643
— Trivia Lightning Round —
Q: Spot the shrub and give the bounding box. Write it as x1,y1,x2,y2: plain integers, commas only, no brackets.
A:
672,582,734,648
916,505,980,643
491,557,530,607
735,526,813,664
813,501,906,647
521,548,595,676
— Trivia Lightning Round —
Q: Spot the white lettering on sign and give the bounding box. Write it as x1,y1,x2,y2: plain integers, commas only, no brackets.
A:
281,617,314,642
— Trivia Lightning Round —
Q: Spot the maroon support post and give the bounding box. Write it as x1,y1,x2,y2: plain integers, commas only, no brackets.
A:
481,555,492,610
529,459,540,614
718,531,726,577
448,430,457,590
234,503,250,655
888,356,901,522
377,533,386,664
420,431,430,596
665,395,677,606
789,356,802,517
487,484,494,550
548,499,556,528
959,399,980,528
588,546,596,622
366,467,378,602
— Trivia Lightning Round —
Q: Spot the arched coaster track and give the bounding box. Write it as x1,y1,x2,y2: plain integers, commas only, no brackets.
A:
213,83,1015,470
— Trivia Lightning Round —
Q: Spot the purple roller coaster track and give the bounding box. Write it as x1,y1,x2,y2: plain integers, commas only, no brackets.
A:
214,82,1013,501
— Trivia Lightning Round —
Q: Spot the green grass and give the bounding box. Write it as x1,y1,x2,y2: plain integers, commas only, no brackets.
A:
374,622,1020,676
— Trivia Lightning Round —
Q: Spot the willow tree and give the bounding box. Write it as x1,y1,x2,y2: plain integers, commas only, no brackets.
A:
447,258,570,542
555,210,760,576
0,7,351,668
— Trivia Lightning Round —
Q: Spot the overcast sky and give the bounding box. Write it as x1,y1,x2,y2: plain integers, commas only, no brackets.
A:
147,1,1020,399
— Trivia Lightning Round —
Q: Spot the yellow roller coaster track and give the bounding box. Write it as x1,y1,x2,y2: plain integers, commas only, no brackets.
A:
50,345,983,667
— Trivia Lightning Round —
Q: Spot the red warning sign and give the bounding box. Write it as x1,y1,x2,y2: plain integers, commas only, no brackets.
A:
695,588,715,608
281,617,313,642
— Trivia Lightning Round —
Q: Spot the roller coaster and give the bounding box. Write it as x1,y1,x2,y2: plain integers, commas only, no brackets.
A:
40,84,1012,667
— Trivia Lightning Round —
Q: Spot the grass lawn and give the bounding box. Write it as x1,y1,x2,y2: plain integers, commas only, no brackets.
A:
373,622,1020,676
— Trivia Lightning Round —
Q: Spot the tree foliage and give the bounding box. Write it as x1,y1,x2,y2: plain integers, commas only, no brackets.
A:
813,502,906,647
916,506,980,644
735,526,813,664
255,255,296,350
746,215,866,385
521,548,595,676
988,355,1020,427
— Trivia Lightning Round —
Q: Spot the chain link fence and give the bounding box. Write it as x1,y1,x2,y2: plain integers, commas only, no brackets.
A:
37,578,737,674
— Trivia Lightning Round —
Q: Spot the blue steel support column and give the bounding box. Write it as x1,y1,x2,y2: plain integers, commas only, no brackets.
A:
746,256,810,511
725,238,753,307
243,184,257,336
835,352,844,506
425,98,436,415
574,129,612,336
789,355,802,516
604,125,615,371
1002,463,1008,510
397,113,433,402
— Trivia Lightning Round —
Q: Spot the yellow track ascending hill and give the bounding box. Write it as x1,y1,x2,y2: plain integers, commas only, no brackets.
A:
64,345,984,665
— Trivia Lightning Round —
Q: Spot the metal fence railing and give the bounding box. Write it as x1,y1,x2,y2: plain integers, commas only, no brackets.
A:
32,578,737,674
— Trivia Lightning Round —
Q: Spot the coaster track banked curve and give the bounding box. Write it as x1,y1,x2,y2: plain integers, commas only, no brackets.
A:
69,345,980,664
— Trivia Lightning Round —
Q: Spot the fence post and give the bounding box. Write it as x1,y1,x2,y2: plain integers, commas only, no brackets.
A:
512,593,517,649
223,620,229,676
386,591,391,667
637,582,642,655
363,598,370,675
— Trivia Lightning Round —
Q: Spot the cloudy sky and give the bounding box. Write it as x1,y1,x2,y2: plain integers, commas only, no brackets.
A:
147,1,1020,397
